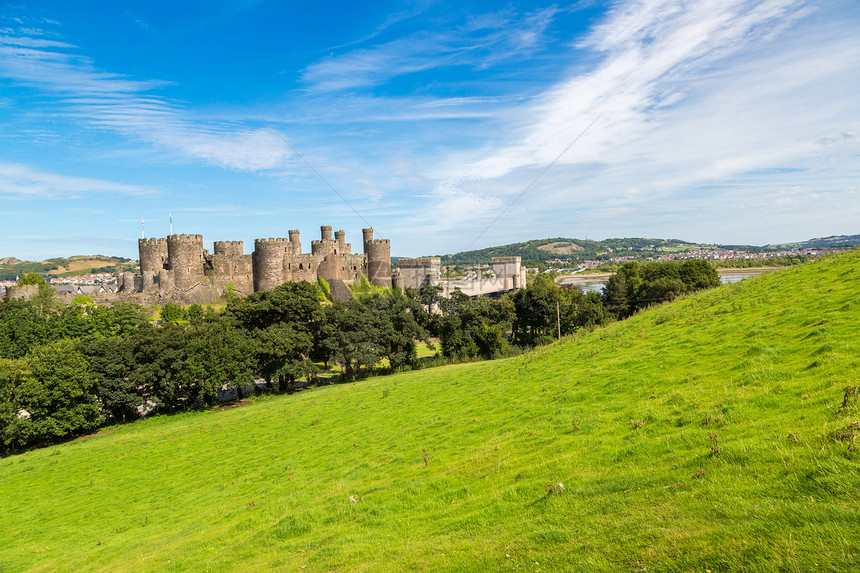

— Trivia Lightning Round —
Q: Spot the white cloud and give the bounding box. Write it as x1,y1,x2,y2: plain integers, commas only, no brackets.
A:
0,161,160,199
0,27,291,171
300,7,559,92
412,0,860,247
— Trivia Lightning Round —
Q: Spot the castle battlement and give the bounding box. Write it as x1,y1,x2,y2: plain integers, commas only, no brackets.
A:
366,238,390,246
167,234,203,242
139,238,167,246
255,238,289,248
213,240,244,257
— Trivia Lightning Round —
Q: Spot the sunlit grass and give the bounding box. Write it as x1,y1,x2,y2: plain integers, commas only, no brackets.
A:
1,251,858,572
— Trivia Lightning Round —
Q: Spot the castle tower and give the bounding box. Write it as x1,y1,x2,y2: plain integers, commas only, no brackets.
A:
334,230,345,245
139,238,168,273
122,271,136,293
139,238,167,290
320,225,332,241
362,228,374,249
167,234,205,290
213,241,244,257
363,228,392,288
288,230,301,255
253,238,288,292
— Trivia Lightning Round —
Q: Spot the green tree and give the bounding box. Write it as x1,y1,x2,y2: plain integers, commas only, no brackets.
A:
0,340,103,450
512,274,561,346
81,337,143,424
678,259,721,290
252,322,315,391
0,299,52,359
322,301,384,381
17,272,46,287
603,262,642,319
161,302,186,325
181,320,255,404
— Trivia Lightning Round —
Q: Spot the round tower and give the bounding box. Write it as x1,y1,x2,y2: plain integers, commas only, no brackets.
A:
213,240,244,257
334,230,345,244
365,238,392,288
167,234,205,290
288,230,301,254
253,238,288,292
122,271,136,293
138,238,167,274
320,225,333,241
362,228,374,248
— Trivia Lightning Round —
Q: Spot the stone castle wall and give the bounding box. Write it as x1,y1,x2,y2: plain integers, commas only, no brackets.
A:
123,226,393,304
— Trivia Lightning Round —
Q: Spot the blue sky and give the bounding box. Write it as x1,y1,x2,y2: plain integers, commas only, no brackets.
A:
1,0,858,260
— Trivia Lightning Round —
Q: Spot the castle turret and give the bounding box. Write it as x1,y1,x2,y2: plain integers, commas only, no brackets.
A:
363,228,392,288
213,240,244,257
122,271,136,293
320,225,332,241
139,238,168,274
139,238,167,290
253,238,288,292
288,230,301,254
167,234,205,290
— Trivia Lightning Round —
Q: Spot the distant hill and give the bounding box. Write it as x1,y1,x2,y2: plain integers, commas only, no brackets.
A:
436,235,858,264
765,234,860,250
0,255,134,281
438,237,720,264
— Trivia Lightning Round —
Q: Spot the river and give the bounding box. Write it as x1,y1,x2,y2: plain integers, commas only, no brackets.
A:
557,267,779,294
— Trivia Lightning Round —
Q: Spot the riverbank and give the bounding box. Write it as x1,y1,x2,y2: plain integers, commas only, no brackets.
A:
556,266,783,283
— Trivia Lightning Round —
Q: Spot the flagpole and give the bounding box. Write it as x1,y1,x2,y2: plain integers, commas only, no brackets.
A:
169,211,173,235
141,218,145,239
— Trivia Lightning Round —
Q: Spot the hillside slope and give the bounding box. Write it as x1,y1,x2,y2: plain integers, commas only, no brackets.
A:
2,252,859,572
0,255,133,280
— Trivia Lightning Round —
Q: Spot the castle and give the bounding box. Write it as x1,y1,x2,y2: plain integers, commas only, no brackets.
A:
3,225,526,304
119,226,391,303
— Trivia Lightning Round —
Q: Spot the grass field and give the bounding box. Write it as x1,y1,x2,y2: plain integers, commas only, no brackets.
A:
1,251,859,572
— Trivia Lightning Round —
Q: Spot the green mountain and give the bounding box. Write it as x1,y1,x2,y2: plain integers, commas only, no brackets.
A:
1,251,859,571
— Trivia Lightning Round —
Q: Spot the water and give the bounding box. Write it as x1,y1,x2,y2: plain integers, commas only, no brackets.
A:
558,268,776,294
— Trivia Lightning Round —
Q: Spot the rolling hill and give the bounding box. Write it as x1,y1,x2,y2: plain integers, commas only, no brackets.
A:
0,255,134,281
1,251,858,571
436,234,860,264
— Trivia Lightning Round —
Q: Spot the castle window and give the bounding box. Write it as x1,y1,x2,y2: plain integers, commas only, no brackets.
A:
299,263,304,270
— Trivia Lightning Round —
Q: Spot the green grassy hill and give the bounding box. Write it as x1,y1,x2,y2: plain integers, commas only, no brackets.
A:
0,255,134,281
436,237,704,264
2,252,859,572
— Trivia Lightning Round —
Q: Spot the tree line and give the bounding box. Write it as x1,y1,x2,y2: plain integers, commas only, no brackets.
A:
0,259,722,453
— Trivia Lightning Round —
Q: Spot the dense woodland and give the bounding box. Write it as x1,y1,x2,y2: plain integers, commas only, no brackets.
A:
0,259,720,453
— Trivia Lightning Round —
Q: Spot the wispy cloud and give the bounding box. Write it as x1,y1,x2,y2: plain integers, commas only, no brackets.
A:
0,24,290,171
417,0,860,246
0,161,160,199
301,6,559,92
